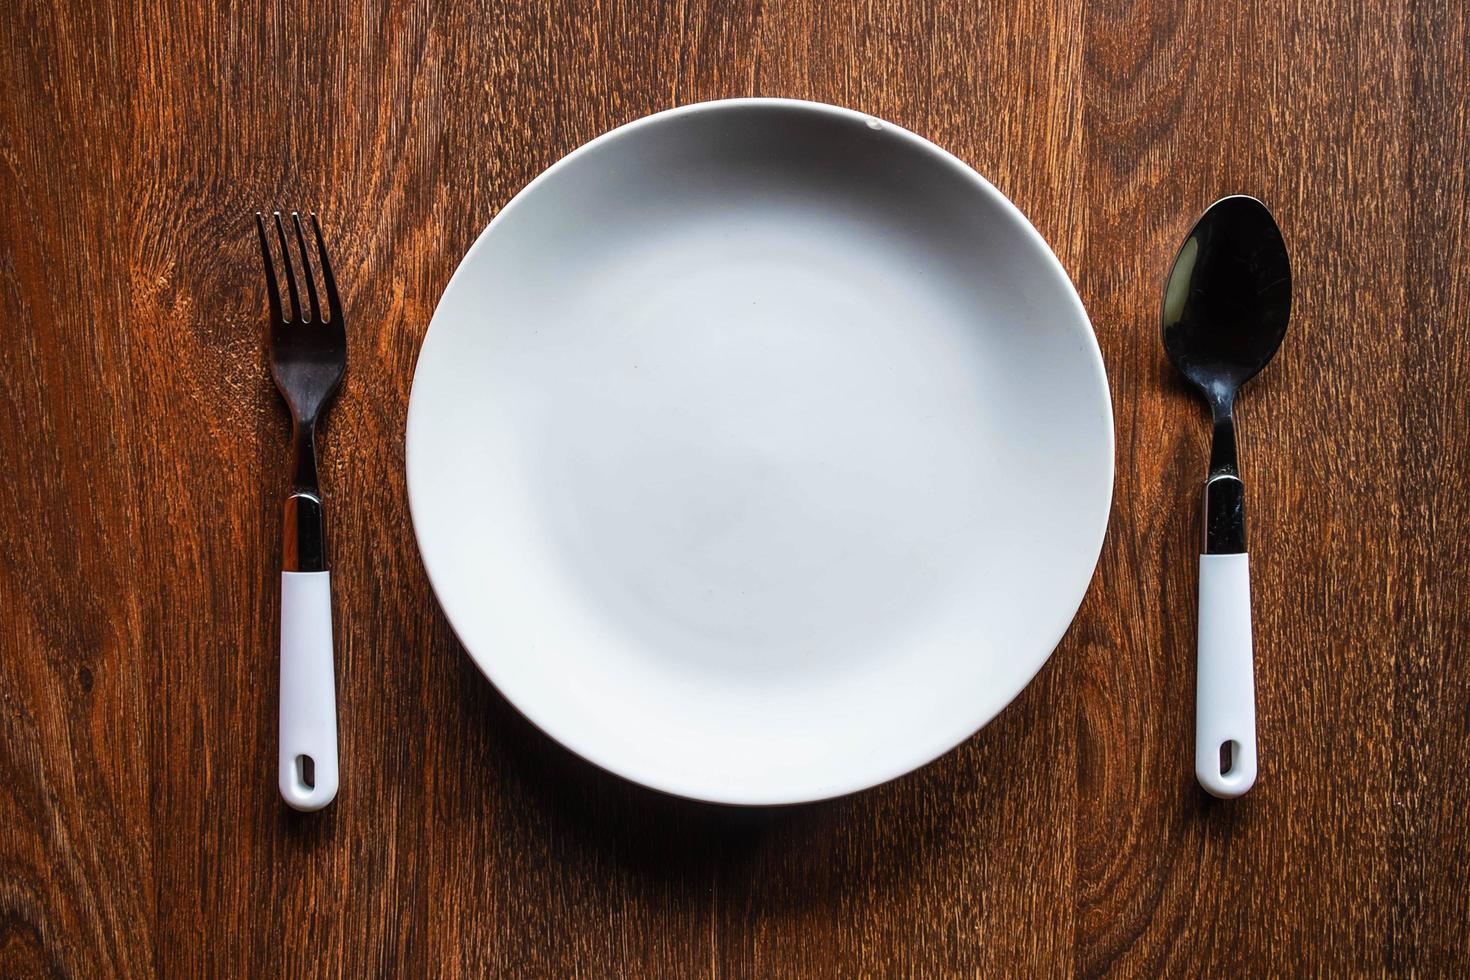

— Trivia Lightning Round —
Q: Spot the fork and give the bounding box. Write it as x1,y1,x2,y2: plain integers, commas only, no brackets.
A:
256,210,346,812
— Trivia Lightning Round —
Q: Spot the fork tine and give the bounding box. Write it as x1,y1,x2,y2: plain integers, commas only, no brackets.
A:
309,213,341,322
272,211,302,322
291,212,321,323
255,212,284,324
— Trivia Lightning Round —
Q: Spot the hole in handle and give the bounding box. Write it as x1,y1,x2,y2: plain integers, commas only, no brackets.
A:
1219,740,1238,777
295,754,316,791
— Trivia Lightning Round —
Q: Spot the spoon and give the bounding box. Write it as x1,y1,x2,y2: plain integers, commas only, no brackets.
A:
1161,195,1291,799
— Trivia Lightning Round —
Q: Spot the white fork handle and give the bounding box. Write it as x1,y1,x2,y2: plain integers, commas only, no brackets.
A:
280,570,339,810
1195,553,1257,798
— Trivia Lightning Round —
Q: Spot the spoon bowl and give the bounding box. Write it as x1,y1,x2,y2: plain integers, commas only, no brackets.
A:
1162,195,1291,410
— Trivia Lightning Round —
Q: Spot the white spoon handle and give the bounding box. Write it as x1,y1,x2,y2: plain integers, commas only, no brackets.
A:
1195,552,1257,798
279,570,339,811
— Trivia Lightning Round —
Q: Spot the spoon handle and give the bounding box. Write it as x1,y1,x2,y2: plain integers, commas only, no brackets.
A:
1196,552,1257,797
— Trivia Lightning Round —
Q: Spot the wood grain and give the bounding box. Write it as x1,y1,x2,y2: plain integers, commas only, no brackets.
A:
1,0,1466,975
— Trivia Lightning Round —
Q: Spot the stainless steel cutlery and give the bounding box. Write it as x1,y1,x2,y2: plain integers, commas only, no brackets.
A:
256,211,346,812
1162,195,1291,799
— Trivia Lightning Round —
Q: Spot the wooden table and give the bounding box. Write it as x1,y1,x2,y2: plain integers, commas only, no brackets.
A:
2,0,1466,975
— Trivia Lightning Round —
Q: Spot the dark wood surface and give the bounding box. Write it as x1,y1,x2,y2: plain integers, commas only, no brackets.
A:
2,0,1467,975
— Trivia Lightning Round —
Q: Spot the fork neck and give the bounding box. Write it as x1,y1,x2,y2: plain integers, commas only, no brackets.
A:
290,420,321,494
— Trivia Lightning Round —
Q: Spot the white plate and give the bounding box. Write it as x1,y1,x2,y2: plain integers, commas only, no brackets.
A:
407,99,1112,805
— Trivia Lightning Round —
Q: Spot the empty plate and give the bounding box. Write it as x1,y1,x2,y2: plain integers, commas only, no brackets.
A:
407,99,1112,804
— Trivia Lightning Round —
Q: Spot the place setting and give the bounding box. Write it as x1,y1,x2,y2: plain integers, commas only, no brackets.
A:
256,97,1290,811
